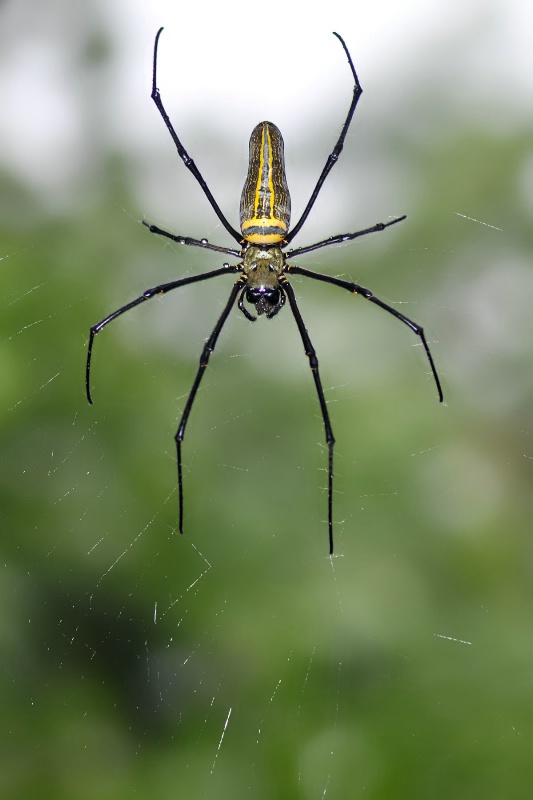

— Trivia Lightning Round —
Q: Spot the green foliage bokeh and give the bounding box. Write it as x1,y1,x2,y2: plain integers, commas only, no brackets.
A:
1,5,533,799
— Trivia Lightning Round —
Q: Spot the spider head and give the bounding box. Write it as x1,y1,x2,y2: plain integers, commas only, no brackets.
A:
246,285,281,317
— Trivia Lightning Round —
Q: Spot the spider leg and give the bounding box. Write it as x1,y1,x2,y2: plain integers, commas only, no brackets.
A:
285,32,362,244
281,278,336,554
287,265,444,402
238,285,257,321
287,215,406,259
142,221,241,258
86,264,240,404
175,279,243,533
151,28,242,244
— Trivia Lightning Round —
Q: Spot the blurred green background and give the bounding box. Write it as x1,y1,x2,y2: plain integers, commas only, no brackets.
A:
1,1,533,798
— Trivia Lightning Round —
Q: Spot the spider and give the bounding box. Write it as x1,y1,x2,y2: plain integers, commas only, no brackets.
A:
86,28,443,554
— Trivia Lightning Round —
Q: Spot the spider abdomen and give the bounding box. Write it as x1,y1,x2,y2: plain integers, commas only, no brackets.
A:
240,122,291,245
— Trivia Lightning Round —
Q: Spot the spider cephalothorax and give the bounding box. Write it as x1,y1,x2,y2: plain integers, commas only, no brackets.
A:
240,246,285,319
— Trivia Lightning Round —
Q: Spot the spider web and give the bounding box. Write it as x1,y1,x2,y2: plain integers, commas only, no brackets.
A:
2,1,533,797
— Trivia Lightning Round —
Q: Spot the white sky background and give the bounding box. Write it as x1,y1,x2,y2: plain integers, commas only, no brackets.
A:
0,0,532,213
